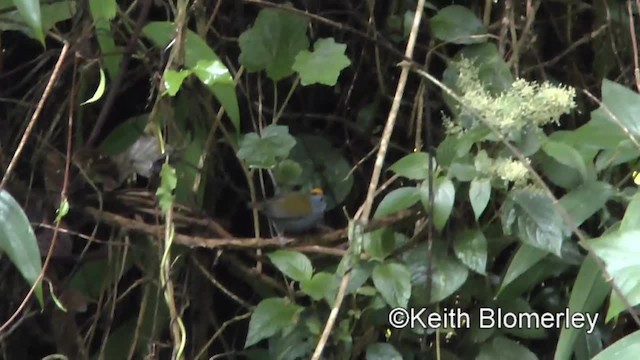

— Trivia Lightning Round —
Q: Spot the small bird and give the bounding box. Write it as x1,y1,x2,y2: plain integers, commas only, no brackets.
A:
249,188,327,238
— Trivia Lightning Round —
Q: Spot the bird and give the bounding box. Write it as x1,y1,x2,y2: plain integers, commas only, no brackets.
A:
248,188,327,239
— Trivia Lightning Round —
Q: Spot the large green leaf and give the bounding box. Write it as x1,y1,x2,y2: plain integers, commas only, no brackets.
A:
559,181,613,228
372,262,412,308
595,192,640,321
143,22,240,131
11,0,43,43
510,188,566,256
244,298,303,348
469,178,491,220
268,250,313,282
591,330,640,360
570,80,640,153
1,1,75,39
238,7,309,81
0,190,43,305
590,230,640,321
454,229,487,275
499,244,547,293
430,5,486,44
300,272,334,301
554,255,610,360
420,177,456,231
389,152,434,180
293,38,350,86
542,140,589,181
403,244,468,305
374,187,421,218
236,125,296,168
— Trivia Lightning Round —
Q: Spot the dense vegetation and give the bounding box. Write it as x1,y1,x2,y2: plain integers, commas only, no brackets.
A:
1,0,640,359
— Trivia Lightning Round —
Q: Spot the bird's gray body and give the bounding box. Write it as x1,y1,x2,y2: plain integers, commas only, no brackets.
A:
267,193,327,234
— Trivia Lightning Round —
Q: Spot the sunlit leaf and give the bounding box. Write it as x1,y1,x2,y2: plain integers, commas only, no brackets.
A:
268,250,313,282
81,67,107,105
293,37,351,86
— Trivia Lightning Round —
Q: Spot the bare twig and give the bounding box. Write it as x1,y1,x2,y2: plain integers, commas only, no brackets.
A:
311,0,428,358
0,43,70,190
0,42,71,335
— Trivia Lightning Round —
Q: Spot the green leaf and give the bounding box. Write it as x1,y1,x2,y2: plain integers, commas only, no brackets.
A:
555,255,610,360
620,191,640,233
89,0,120,78
430,5,486,45
163,69,191,97
595,140,640,171
372,262,412,308
374,187,421,218
0,190,43,305
510,189,565,256
156,163,176,214
300,272,334,301
366,343,403,360
469,178,491,220
55,198,69,222
436,136,458,167
81,67,107,105
268,250,313,282
591,329,640,360
499,244,547,293
0,2,74,39
449,161,477,181
542,140,589,180
273,159,303,188
454,230,487,275
89,0,116,20
191,59,234,88
403,244,468,305
293,37,351,86
590,230,640,321
11,0,43,44
598,79,640,139
143,22,240,131
236,125,296,168
569,79,640,154
244,298,303,348
238,7,309,81
559,181,613,228
477,336,538,360
420,177,456,231
389,152,434,180
364,230,401,260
